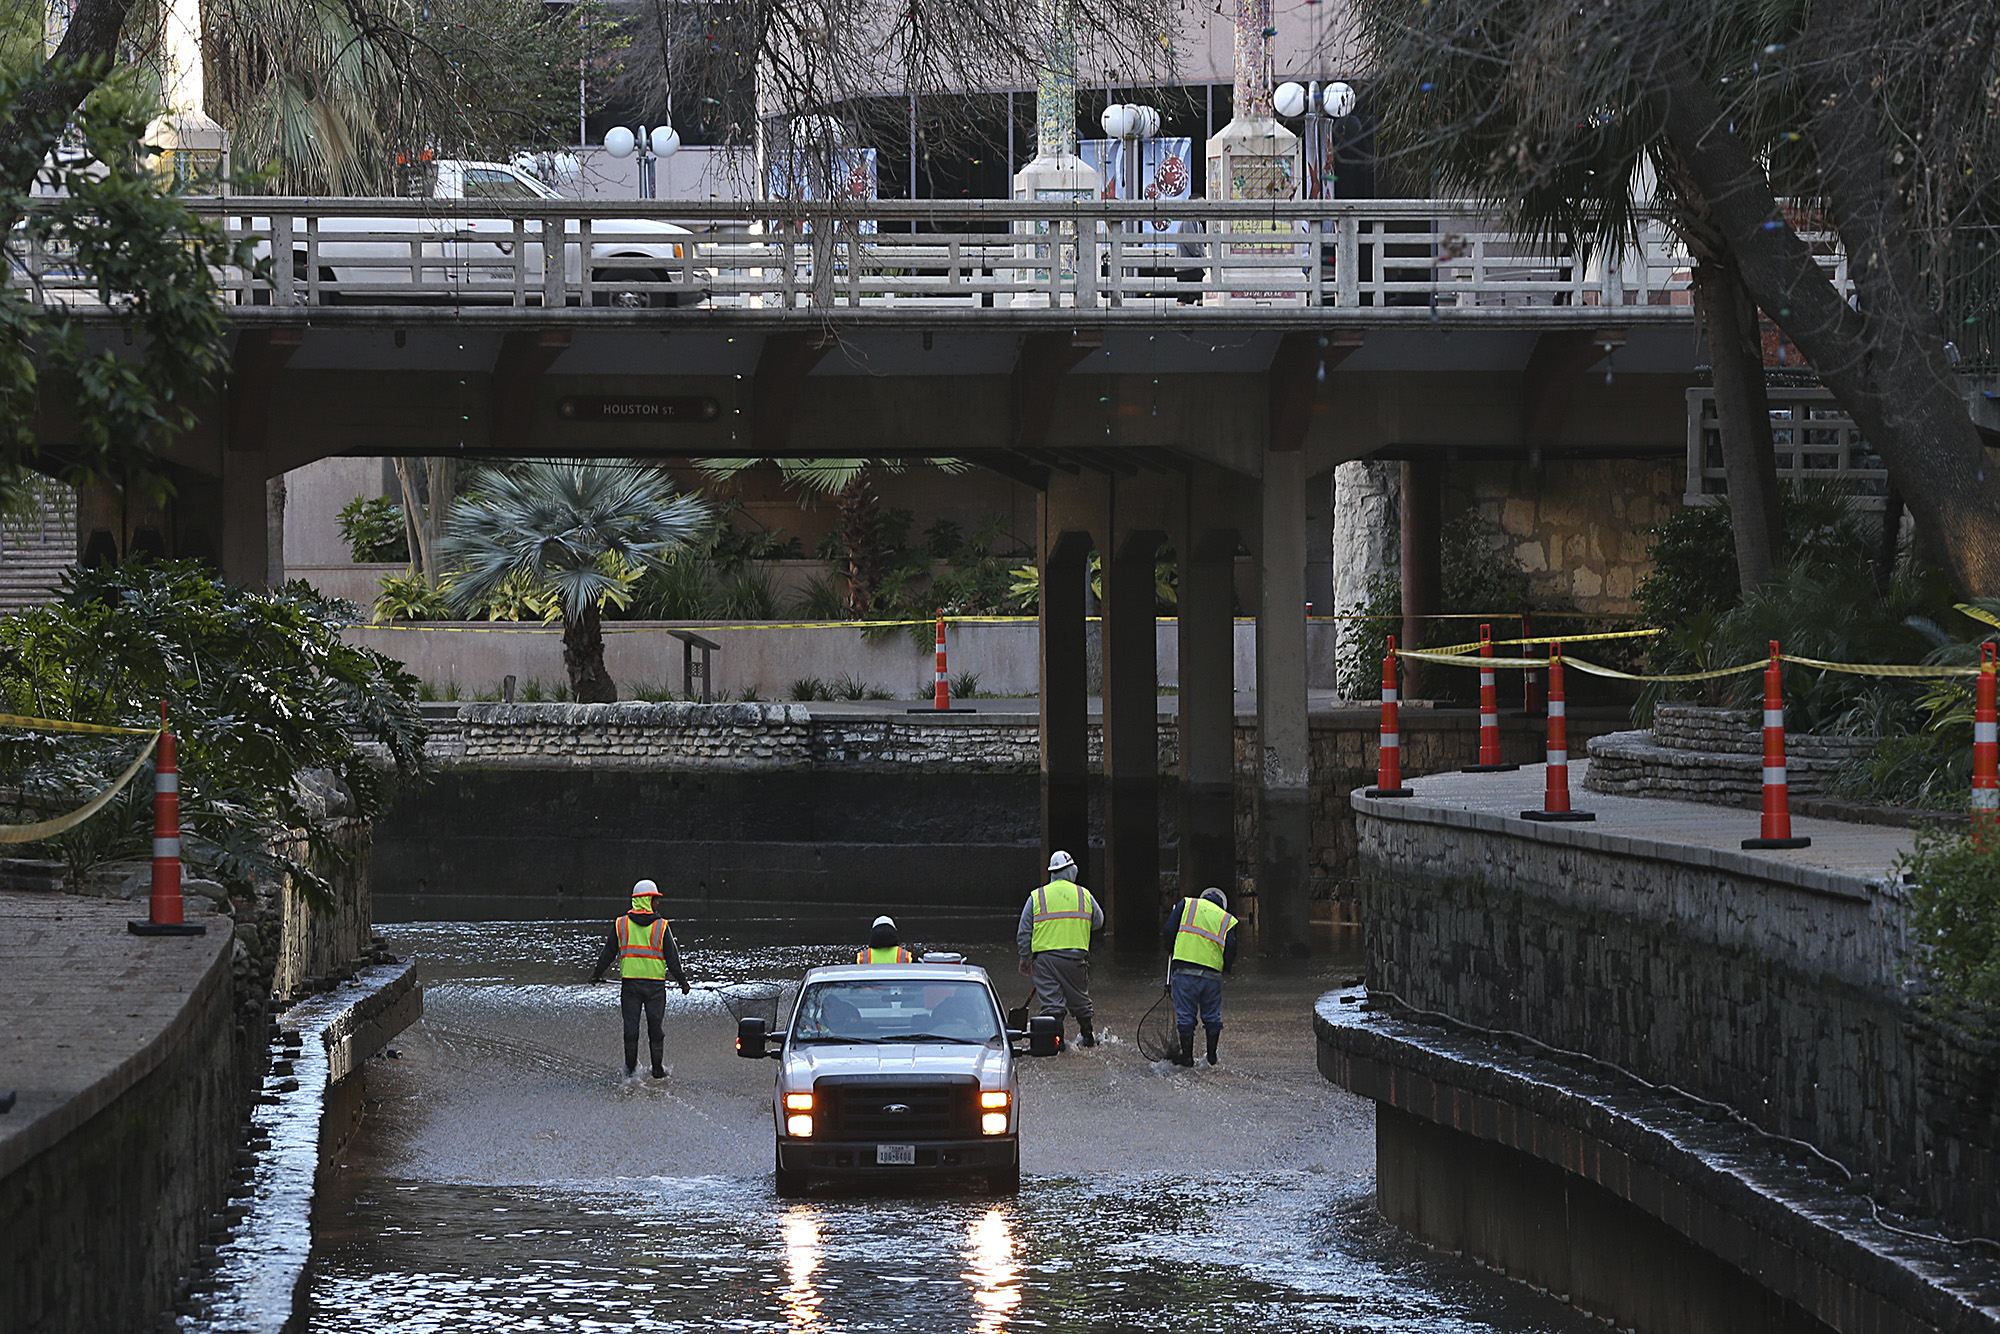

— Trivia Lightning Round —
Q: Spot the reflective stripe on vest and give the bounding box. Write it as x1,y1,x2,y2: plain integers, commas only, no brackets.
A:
617,915,668,980
1171,898,1235,972
856,946,913,963
1030,879,1094,952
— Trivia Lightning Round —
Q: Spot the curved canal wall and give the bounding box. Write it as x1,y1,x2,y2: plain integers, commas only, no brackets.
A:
1322,766,2000,1334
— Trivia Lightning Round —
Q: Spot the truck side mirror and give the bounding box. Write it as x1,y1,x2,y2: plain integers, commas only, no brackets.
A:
736,1017,768,1059
1027,1015,1063,1058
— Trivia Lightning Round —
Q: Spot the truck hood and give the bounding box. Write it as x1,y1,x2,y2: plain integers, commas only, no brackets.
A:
784,1042,1010,1083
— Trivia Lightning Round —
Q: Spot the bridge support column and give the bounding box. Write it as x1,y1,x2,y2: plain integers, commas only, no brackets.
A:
1399,456,1443,698
1039,523,1092,891
1178,520,1238,906
219,449,269,590
1257,447,1312,956
1102,526,1166,946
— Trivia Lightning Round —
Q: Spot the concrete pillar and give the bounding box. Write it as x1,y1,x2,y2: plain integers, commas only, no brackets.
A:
1040,525,1092,885
1399,457,1443,698
219,451,270,589
1257,448,1312,956
1178,525,1238,905
1304,468,1333,618
1102,528,1165,945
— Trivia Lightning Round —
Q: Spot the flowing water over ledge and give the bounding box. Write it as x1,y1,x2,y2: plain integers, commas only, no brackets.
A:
285,918,1601,1332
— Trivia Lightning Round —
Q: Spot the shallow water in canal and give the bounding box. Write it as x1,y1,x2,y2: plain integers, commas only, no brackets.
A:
301,916,1601,1332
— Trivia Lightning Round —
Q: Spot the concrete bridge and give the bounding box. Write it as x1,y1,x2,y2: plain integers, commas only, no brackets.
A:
20,197,1711,952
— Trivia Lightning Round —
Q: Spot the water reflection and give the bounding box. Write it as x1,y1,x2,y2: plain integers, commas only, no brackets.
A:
780,1210,824,1332
963,1207,1021,1333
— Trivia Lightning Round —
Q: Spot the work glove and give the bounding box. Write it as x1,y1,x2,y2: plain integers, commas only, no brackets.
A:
1017,958,1032,977
680,981,691,995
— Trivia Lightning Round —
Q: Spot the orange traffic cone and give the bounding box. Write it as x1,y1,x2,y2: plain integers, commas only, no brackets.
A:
1973,642,1997,844
1463,623,1518,772
1743,642,1811,850
1521,643,1593,822
1366,635,1413,798
130,703,205,937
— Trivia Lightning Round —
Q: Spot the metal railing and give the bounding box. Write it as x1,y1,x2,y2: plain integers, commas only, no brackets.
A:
6,197,1734,313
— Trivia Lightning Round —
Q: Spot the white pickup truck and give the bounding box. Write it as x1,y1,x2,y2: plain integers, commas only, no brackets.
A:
255,158,704,307
735,959,1060,1197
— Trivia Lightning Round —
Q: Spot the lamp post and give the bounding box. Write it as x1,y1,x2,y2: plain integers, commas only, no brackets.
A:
605,124,682,199
1098,102,1161,203
1273,80,1355,199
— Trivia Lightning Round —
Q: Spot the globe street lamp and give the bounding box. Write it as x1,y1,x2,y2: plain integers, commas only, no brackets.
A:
605,124,682,200
1098,102,1161,206
1272,81,1354,199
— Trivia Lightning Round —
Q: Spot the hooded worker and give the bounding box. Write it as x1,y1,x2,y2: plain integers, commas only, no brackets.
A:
1160,886,1240,1067
857,914,917,963
589,879,690,1079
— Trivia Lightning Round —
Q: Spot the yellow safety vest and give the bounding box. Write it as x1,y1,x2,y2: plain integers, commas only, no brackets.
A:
1030,879,1096,953
856,946,914,963
616,915,668,980
1170,898,1236,972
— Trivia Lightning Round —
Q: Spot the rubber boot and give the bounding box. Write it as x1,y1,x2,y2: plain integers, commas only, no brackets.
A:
650,1038,667,1079
1077,1017,1096,1048
1205,1031,1220,1066
623,1037,640,1077
1176,1032,1195,1067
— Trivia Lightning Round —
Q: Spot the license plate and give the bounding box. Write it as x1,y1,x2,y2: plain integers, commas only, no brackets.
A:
875,1143,915,1165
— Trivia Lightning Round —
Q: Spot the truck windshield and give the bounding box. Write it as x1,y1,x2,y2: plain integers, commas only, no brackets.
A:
462,167,557,200
792,980,1001,1045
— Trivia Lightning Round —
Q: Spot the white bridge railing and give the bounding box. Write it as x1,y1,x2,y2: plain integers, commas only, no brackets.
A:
5,198,1741,313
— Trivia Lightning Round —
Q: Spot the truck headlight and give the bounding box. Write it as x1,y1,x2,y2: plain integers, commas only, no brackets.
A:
786,1113,814,1137
785,1093,814,1111
979,1091,1011,1109
981,1112,1008,1135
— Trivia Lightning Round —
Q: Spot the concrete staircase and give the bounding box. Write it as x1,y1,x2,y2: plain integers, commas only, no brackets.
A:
0,491,75,613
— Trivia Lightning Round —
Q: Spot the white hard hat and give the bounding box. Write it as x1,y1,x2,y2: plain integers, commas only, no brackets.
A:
872,914,896,930
1200,887,1228,911
632,878,659,898
1047,850,1076,874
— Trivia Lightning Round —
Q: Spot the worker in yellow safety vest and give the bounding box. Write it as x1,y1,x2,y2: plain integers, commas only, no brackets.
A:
1016,850,1104,1046
857,914,918,963
1161,887,1240,1067
589,879,690,1079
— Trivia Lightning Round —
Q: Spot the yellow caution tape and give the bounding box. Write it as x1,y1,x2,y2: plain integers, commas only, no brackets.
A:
1398,648,1979,683
1777,655,1978,679
0,712,158,737
1426,628,1662,656
353,611,1644,635
0,732,160,844
1956,604,2000,633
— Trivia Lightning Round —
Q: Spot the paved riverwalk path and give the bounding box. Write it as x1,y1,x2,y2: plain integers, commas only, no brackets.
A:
1357,759,1917,891
0,890,230,1178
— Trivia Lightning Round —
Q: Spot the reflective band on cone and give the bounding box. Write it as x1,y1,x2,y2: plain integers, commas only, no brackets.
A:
1743,642,1811,850
1522,644,1593,822
1367,635,1413,797
1464,623,1519,772
1973,643,1998,844
130,706,205,936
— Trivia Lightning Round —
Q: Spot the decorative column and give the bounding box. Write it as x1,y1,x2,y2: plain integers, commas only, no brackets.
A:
1203,0,1302,304
1012,0,1101,305
149,0,229,192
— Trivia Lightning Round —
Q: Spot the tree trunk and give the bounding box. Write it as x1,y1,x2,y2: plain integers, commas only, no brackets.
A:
1649,43,2000,597
1690,256,1784,592
837,473,884,618
0,0,138,206
392,456,459,586
563,600,617,702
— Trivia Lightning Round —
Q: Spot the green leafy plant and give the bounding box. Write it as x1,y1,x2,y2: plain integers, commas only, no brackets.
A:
372,572,454,623
337,496,410,563
0,561,425,898
1899,826,2000,1010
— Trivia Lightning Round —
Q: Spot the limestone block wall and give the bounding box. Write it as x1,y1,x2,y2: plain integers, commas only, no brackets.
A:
453,701,815,767
1445,457,1682,613
1354,796,2000,1240
1585,703,1873,805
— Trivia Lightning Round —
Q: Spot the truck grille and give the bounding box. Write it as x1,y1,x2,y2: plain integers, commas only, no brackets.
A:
815,1075,978,1141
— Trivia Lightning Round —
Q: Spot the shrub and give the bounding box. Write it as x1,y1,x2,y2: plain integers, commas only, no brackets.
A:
1900,826,2000,1010
337,496,409,563
372,572,453,623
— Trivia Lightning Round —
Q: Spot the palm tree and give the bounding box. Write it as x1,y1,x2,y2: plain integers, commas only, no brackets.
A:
440,462,710,702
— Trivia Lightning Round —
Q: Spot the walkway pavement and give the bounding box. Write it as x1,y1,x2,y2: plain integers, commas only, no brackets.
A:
1359,760,1917,891
0,891,230,1177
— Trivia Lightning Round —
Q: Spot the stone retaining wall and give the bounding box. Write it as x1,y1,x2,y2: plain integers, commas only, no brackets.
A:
1353,791,2000,1243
